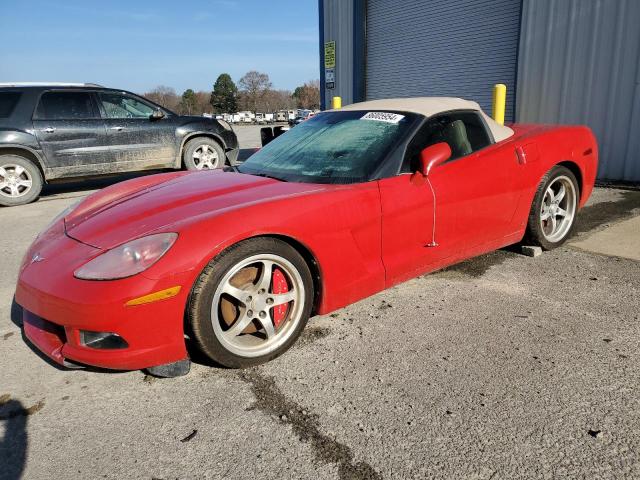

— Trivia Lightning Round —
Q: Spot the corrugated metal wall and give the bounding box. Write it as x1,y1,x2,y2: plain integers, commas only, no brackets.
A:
321,0,355,106
365,0,522,121
517,0,640,182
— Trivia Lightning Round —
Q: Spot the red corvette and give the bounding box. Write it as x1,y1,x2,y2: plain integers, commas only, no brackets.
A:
16,98,597,376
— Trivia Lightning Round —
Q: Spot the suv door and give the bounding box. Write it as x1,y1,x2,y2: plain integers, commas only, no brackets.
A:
97,92,177,171
32,90,109,177
379,111,522,286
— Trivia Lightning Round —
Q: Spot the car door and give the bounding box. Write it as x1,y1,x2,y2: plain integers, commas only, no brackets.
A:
379,111,522,286
97,91,178,171
32,90,109,177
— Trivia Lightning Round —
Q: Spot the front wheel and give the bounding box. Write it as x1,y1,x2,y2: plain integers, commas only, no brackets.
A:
524,165,579,250
188,238,314,368
183,137,225,170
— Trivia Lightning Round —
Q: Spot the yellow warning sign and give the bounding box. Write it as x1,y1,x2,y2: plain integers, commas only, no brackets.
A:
324,41,336,68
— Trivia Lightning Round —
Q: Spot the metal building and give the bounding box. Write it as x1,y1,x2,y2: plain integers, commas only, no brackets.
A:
319,0,640,182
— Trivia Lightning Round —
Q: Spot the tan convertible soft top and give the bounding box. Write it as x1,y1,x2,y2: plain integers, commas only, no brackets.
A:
339,97,514,142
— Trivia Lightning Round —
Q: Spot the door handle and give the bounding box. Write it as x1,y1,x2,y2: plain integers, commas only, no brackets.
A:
110,126,124,131
515,146,527,165
44,127,55,133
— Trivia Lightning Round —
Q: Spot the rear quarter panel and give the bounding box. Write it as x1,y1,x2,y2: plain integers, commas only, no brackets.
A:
0,90,48,171
509,124,598,232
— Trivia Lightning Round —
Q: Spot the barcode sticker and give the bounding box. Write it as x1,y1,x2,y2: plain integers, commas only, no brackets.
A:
360,112,405,123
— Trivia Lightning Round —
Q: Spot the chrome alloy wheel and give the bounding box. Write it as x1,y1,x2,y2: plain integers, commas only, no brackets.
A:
0,164,33,198
192,144,220,169
211,254,305,358
540,175,577,243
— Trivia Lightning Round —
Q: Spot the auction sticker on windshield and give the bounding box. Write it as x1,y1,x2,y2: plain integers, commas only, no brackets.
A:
361,112,405,123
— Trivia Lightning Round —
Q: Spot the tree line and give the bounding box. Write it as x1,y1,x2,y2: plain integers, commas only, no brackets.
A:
143,71,320,116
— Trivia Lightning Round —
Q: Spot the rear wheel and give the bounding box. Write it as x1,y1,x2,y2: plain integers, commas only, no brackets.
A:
188,237,314,368
0,155,43,207
525,165,579,250
183,137,225,170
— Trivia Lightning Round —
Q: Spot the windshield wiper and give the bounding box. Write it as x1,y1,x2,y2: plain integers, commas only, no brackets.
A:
251,172,286,182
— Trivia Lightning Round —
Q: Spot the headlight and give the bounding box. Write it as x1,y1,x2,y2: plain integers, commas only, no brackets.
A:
74,233,178,280
218,120,233,131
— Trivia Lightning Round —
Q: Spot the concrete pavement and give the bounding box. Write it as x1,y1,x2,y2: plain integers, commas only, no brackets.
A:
571,214,640,261
1,132,639,479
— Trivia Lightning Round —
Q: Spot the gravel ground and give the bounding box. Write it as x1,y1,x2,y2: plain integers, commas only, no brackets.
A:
1,130,639,479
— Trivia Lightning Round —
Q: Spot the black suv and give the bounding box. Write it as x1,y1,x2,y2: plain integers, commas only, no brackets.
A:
0,83,239,206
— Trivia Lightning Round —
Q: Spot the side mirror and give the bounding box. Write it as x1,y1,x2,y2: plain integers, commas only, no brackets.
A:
419,142,451,176
150,108,165,120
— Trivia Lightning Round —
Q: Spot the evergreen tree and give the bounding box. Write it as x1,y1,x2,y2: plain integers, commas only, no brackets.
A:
210,74,238,114
180,89,197,115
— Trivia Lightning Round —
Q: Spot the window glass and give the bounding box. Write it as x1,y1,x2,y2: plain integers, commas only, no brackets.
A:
402,111,492,172
99,93,155,119
239,110,419,184
35,92,95,120
0,92,21,118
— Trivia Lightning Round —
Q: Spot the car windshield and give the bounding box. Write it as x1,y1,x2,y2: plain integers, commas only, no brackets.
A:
238,110,418,184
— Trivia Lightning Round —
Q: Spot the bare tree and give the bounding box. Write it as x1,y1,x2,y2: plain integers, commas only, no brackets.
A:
292,80,321,110
238,71,272,112
253,89,296,112
194,91,212,115
142,74,298,116
144,85,179,111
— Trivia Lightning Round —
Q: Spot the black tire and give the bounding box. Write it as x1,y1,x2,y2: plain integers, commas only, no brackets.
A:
188,237,314,368
524,165,580,250
0,155,43,207
183,137,226,170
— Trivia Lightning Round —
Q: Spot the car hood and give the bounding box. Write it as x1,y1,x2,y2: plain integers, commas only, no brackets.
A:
65,171,327,249
179,115,215,124
178,116,220,128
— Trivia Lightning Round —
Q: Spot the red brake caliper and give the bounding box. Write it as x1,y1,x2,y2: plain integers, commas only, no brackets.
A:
271,268,289,328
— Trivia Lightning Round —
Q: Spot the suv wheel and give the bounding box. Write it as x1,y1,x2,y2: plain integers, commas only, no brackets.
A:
183,138,226,170
0,155,43,207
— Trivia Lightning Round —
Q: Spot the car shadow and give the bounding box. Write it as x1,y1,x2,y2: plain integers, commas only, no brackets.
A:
182,336,229,370
0,398,29,480
39,170,168,201
573,189,640,235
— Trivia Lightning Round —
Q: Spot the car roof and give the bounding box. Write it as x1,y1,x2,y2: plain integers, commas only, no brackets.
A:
0,82,103,88
338,97,514,142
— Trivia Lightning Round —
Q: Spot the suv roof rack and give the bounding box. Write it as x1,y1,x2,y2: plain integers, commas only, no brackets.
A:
0,82,103,87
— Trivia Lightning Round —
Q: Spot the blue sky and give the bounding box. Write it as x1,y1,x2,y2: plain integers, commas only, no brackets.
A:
0,0,319,94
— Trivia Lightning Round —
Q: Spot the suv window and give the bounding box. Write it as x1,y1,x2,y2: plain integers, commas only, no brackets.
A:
0,92,21,118
35,91,96,120
402,111,492,173
99,92,155,119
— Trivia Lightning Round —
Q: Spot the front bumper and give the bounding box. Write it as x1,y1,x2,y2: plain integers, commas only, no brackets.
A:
218,129,240,165
16,227,191,371
227,146,240,165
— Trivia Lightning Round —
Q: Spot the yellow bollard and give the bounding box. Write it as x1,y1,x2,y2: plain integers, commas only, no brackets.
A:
492,84,506,125
331,96,342,109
